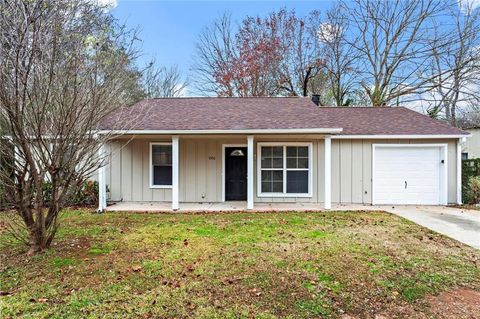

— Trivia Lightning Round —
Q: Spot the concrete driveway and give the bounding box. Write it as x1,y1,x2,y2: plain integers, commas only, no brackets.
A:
383,206,480,249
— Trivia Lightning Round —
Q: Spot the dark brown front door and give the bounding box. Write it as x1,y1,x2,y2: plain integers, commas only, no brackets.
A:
225,147,247,201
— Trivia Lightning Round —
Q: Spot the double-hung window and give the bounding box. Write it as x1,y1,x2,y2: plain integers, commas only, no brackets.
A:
258,143,312,197
150,143,172,188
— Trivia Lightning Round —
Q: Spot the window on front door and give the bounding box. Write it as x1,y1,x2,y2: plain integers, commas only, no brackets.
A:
259,144,311,196
150,143,172,187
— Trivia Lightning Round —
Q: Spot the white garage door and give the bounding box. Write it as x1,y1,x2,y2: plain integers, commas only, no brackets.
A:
373,146,444,205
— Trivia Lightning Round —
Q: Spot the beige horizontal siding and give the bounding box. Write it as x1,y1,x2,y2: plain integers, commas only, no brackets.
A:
105,136,459,205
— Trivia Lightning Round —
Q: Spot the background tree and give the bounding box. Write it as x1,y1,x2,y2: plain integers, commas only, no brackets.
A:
318,4,359,106
192,10,326,97
142,59,188,97
345,0,455,106
0,0,142,254
424,1,480,126
261,9,325,97
192,13,239,96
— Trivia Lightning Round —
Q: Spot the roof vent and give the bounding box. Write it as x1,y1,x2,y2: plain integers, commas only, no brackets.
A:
311,94,321,106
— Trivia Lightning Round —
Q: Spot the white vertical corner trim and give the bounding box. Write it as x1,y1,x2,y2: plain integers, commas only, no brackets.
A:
97,143,107,212
324,136,332,210
457,138,462,204
442,144,449,206
247,136,254,210
172,136,180,210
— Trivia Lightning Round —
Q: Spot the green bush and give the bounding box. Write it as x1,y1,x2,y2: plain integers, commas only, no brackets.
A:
466,176,480,205
73,180,99,206
42,180,99,207
462,159,480,203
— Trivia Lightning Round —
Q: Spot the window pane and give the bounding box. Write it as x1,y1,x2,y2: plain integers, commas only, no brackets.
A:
261,157,272,168
272,146,283,157
152,145,172,165
261,170,283,193
286,146,297,157
272,170,283,181
261,170,272,181
272,158,283,168
273,182,283,192
153,166,172,185
298,158,309,168
262,182,272,193
286,171,308,193
262,146,272,157
297,146,308,157
287,157,297,168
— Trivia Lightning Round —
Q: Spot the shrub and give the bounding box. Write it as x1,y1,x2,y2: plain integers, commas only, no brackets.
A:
73,180,99,206
41,180,98,207
466,176,480,205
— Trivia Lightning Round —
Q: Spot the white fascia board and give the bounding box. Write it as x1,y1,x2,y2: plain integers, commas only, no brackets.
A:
332,134,470,139
95,128,343,135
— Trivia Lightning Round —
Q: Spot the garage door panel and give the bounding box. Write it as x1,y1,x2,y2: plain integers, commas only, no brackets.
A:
374,146,442,205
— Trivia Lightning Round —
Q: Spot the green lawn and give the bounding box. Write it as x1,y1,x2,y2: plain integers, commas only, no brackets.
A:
1,210,479,318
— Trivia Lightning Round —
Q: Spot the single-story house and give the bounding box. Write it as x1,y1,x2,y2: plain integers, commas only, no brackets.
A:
96,97,468,211
461,127,480,159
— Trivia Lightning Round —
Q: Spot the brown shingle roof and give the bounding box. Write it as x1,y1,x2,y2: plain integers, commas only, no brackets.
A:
101,97,467,136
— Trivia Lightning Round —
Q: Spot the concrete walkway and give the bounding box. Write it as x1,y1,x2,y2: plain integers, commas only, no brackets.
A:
382,206,480,249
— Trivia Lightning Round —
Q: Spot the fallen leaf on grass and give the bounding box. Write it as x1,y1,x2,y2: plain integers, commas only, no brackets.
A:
131,265,142,272
250,288,262,296
29,298,49,303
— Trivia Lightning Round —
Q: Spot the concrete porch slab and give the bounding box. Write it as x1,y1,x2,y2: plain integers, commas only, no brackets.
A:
105,201,382,213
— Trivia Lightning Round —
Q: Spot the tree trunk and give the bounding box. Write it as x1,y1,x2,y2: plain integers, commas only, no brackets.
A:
28,223,48,255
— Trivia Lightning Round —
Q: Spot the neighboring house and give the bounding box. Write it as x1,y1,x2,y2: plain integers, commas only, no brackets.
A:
96,97,468,211
461,127,480,159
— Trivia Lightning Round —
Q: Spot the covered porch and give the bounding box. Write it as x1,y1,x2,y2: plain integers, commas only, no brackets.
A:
97,133,334,212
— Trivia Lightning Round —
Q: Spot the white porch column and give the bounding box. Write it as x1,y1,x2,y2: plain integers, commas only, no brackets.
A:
97,143,107,212
324,136,332,210
172,135,180,211
457,137,465,205
247,135,254,210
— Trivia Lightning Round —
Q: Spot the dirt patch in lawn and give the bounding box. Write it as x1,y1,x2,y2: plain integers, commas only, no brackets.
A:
425,288,480,319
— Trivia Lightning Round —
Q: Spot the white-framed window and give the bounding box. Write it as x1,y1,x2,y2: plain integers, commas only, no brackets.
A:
257,142,312,197
150,142,172,188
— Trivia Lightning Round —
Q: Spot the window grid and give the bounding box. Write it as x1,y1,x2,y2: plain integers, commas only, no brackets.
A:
259,145,310,195
150,142,173,188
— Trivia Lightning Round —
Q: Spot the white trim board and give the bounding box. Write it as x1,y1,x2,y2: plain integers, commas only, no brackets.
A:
221,144,248,202
456,138,462,204
256,142,313,198
372,143,448,205
98,128,343,135
332,134,468,139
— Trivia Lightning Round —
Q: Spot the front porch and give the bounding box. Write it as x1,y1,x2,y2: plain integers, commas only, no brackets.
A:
98,134,333,212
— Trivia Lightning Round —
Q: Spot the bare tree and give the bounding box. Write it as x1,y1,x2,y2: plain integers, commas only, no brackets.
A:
425,1,480,126
268,9,325,97
142,60,188,97
192,10,327,97
346,0,457,106
192,13,239,96
318,4,359,106
0,0,141,254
